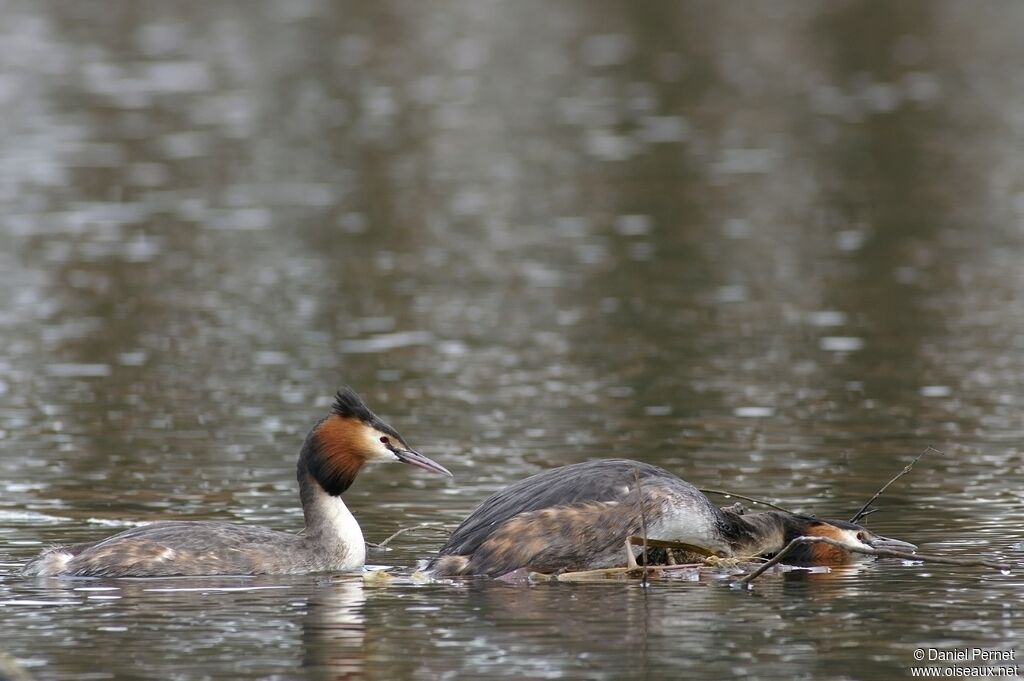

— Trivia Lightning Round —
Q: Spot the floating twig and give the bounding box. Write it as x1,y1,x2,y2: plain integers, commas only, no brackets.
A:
659,562,708,572
366,523,451,550
849,446,939,523
735,535,1011,586
544,563,707,582
699,489,796,514
550,566,647,582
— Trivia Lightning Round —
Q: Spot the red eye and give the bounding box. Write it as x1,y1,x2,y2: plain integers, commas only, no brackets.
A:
856,532,866,541
380,436,390,444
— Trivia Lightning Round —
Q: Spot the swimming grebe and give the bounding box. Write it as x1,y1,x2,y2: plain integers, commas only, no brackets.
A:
428,459,914,576
22,388,451,577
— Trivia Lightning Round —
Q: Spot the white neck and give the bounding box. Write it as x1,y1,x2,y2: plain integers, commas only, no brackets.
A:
301,473,366,569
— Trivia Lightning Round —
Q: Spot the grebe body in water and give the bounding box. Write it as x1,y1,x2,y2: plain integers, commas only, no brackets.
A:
429,459,913,576
23,388,451,577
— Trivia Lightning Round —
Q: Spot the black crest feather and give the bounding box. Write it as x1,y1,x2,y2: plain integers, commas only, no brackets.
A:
331,387,377,422
330,386,404,441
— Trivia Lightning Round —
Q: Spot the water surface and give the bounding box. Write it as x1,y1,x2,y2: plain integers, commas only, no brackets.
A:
1,1,1022,679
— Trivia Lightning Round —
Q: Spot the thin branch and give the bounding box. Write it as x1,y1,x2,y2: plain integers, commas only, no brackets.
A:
550,563,707,582
634,468,649,588
849,446,939,523
550,566,645,581
735,535,1011,586
700,489,796,514
658,562,708,571
366,523,451,550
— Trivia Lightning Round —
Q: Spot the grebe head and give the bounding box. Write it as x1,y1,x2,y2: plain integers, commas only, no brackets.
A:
300,387,451,496
787,516,916,564
329,388,451,475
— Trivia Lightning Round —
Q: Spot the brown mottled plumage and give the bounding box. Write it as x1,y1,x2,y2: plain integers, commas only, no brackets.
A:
459,501,641,575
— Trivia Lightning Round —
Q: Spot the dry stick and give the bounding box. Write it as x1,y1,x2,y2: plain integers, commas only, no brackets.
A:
634,468,649,588
849,446,939,523
554,566,646,582
735,535,1011,586
553,562,707,582
367,523,451,550
699,489,796,515
658,562,707,572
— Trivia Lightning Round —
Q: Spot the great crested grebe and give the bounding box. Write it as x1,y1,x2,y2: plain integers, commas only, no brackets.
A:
22,388,451,577
428,459,914,576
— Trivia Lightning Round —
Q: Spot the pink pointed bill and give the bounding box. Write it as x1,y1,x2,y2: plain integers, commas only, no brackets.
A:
393,448,453,477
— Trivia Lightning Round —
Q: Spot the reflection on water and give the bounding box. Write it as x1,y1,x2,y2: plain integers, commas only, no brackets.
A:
304,579,366,680
1,0,1023,679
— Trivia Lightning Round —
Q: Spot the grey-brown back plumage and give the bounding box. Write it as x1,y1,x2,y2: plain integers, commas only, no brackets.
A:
24,521,308,577
431,459,722,576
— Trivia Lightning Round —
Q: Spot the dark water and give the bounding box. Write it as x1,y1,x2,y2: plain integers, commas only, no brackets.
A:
1,1,1022,679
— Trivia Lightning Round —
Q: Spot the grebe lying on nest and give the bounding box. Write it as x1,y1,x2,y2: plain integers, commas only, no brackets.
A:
428,459,914,577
